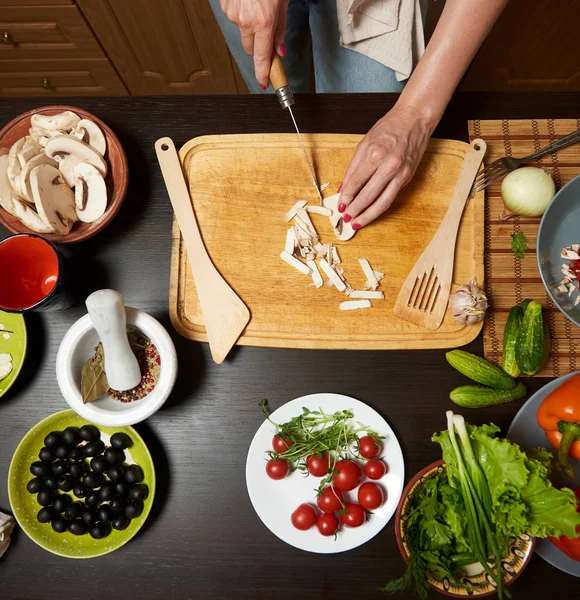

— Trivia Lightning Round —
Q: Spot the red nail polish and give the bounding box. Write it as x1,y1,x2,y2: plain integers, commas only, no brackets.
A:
338,203,346,213
352,222,361,230
280,44,287,57
343,213,352,223
337,183,342,192
260,84,267,90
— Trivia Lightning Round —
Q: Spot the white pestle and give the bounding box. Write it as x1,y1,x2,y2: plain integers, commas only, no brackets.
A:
85,289,142,392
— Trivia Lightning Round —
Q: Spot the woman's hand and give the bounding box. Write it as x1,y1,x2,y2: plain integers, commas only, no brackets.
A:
220,0,289,89
338,104,437,229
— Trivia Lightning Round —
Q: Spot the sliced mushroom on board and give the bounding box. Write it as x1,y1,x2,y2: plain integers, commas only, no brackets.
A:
31,110,79,132
73,162,108,223
71,119,106,156
29,164,77,235
323,193,357,241
45,135,107,187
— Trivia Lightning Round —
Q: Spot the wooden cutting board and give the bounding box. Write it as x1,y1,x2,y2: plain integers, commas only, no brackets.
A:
169,134,484,350
469,118,580,377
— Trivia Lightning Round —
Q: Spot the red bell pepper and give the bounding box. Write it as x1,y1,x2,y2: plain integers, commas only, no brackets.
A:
549,488,580,560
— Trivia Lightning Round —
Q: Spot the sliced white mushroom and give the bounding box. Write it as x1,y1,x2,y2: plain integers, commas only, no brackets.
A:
30,164,77,235
347,291,384,299
280,251,311,276
558,284,569,293
284,200,308,222
374,270,384,281
71,119,106,156
0,354,11,366
11,197,55,234
45,135,107,179
285,227,297,254
17,142,42,168
320,182,331,192
29,126,61,147
561,248,580,260
359,259,379,290
332,247,341,265
319,259,347,292
575,295,580,307
0,155,19,214
0,360,12,381
306,205,332,216
340,300,371,311
19,153,57,202
573,244,580,254
323,193,357,241
31,111,80,132
7,138,25,191
569,284,575,297
308,260,323,288
73,163,107,223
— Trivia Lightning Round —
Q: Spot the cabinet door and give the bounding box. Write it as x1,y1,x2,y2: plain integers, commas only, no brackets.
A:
76,0,242,94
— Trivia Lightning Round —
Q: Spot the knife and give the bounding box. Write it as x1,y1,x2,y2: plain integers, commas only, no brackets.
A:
269,55,324,204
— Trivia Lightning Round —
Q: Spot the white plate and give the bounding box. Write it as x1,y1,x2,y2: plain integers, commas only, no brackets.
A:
245,393,405,554
507,372,580,578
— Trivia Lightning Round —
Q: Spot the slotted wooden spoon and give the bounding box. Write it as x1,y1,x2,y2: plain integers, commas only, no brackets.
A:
155,137,250,363
393,139,486,330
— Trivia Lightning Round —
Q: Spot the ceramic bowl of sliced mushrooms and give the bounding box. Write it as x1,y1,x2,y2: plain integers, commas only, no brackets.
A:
0,105,128,244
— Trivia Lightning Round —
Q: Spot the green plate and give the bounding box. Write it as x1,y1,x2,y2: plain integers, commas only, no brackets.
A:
8,409,155,559
0,310,26,398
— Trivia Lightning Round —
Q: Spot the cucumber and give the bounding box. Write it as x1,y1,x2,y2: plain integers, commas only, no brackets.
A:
516,301,549,376
520,299,532,313
502,305,523,377
450,382,527,408
446,349,516,390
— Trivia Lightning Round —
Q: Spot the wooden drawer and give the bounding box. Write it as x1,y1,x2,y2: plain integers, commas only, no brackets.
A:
0,6,103,61
0,1,73,5
0,58,128,96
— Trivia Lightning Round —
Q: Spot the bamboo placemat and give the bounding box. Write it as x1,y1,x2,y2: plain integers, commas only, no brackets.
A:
468,119,580,377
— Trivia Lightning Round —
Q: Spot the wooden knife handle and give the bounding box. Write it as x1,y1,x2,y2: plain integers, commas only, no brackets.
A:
269,54,288,91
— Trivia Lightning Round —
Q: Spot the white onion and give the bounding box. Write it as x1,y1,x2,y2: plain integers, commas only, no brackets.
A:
501,167,555,217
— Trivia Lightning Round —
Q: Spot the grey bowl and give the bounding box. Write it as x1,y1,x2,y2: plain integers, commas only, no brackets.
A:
537,174,580,326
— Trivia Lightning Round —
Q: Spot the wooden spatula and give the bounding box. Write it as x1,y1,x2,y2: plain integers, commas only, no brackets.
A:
393,139,486,330
155,137,250,363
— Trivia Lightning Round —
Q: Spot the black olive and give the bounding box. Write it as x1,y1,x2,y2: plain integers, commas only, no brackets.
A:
57,474,74,492
83,472,102,489
89,455,107,473
55,445,71,460
37,490,53,506
68,519,88,536
104,447,125,465
112,514,130,530
109,498,126,512
69,462,85,479
27,477,44,494
114,481,130,498
74,481,88,498
30,461,52,478
44,431,62,448
110,432,132,450
128,484,149,501
98,482,114,502
44,476,58,491
106,465,125,481
51,515,68,533
69,447,84,462
124,501,143,519
79,424,100,442
37,507,55,523
61,427,79,446
124,465,143,485
81,509,97,526
97,505,114,523
52,494,71,513
51,460,69,477
85,491,101,509
89,523,111,539
83,440,105,458
38,447,53,462
65,502,85,520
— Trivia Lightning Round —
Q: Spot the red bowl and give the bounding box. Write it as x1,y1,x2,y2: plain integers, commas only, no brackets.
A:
395,459,535,598
0,105,128,244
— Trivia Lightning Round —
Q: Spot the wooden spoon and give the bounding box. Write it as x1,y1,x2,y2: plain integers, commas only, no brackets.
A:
155,137,250,363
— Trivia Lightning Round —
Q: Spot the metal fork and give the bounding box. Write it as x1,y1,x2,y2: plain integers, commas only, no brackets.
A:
473,128,580,192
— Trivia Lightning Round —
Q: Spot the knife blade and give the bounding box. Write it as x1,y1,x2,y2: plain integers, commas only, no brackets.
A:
270,55,323,204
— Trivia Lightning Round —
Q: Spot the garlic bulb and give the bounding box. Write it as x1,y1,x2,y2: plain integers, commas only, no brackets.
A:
0,511,15,559
449,280,488,325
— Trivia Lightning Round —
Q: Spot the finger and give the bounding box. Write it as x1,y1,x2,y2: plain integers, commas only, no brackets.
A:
339,143,367,201
253,27,275,88
274,0,290,55
337,149,381,215
351,175,409,229
343,165,396,222
240,28,254,56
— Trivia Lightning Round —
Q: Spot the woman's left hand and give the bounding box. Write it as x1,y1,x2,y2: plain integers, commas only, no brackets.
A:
338,103,437,229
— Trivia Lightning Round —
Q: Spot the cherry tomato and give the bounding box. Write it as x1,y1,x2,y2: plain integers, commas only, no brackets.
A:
272,435,293,453
266,458,289,480
340,503,365,528
316,512,340,536
364,460,387,480
316,486,344,513
332,460,362,491
291,503,317,531
358,482,384,510
306,452,329,477
359,435,381,459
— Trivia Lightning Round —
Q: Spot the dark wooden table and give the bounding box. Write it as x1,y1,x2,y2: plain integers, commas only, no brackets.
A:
1,92,578,599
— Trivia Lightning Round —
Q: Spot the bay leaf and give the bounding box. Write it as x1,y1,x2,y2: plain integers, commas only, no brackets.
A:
81,353,110,404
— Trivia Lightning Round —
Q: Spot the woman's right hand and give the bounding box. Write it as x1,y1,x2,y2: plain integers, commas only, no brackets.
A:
220,0,289,89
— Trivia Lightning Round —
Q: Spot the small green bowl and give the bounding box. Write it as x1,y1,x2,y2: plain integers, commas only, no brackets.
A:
8,409,155,559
